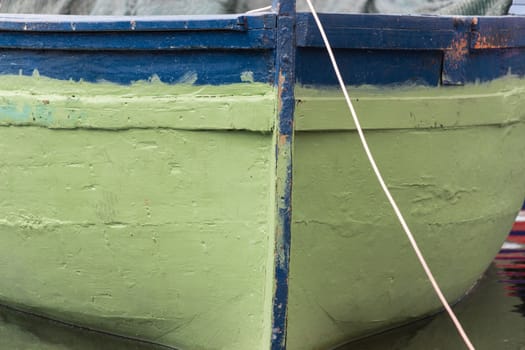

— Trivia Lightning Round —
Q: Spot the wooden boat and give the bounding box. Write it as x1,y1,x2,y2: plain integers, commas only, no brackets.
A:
1,1,525,349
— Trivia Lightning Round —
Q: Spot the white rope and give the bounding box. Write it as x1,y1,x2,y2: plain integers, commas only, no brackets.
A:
245,5,272,14
303,1,476,349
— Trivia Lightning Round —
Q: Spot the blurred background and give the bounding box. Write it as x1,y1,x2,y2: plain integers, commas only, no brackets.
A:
0,0,514,16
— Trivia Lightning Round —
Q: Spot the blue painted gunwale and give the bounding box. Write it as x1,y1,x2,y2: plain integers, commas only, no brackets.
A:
0,12,522,86
297,13,525,50
0,14,275,50
0,13,277,85
0,13,274,32
296,12,525,86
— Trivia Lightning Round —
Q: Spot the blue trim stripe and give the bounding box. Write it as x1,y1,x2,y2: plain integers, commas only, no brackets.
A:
297,13,525,50
297,13,458,50
0,30,275,50
0,50,274,85
0,13,274,32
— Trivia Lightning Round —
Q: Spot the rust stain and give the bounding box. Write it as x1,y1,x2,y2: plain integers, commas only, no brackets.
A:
279,134,288,146
446,36,469,69
471,16,511,49
473,33,510,49
449,37,468,61
277,70,285,112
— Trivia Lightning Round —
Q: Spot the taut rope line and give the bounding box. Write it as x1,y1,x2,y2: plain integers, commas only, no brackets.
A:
303,1,476,349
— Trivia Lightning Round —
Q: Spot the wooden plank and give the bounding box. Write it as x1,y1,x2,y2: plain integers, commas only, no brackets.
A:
297,13,525,51
296,48,442,86
0,14,276,51
0,13,275,31
0,49,275,85
471,16,525,49
297,13,459,50
0,29,275,50
271,0,295,349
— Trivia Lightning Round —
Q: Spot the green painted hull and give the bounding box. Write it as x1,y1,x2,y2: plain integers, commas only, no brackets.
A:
288,78,525,349
1,76,525,349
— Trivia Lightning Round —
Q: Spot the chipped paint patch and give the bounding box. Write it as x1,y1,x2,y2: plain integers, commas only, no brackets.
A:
241,71,255,83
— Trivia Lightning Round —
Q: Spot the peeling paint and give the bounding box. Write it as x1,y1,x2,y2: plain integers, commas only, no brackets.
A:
241,71,255,83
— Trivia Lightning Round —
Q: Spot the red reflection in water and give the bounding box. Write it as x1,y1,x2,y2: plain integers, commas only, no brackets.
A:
495,210,525,316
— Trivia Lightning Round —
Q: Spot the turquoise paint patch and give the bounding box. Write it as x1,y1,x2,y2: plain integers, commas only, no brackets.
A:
0,102,54,125
0,104,32,123
0,76,275,131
